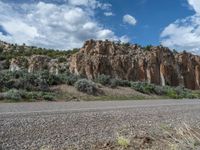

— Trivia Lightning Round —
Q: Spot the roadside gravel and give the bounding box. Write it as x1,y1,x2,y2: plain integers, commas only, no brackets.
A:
1,100,200,150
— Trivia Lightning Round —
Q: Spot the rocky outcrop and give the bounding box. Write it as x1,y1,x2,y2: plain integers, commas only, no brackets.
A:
5,39,200,90
70,40,200,90
0,40,73,73
175,52,200,90
10,57,29,71
9,55,69,75
28,55,51,73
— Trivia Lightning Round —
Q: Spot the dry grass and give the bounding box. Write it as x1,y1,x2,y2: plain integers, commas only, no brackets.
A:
51,84,160,101
38,124,200,150
162,124,200,150
40,145,52,150
94,124,200,150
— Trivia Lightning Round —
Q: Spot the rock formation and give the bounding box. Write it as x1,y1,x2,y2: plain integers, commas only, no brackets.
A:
9,55,69,75
28,55,51,73
0,40,71,73
3,39,200,90
70,40,200,90
10,57,29,72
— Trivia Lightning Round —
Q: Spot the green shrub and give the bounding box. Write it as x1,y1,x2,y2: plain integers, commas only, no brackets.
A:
5,89,23,101
38,71,64,85
131,82,155,94
166,88,178,99
0,70,81,91
144,45,152,51
153,85,168,95
122,42,131,47
58,57,67,63
110,79,118,88
130,81,199,99
65,75,79,85
0,46,3,53
24,91,40,100
174,86,198,99
5,90,56,101
0,42,76,60
43,94,55,101
95,74,111,86
75,79,98,95
116,79,131,87
109,79,131,88
0,70,51,91
21,91,56,101
173,49,178,53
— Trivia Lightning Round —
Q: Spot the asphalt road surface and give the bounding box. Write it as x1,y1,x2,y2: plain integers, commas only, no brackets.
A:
1,99,200,149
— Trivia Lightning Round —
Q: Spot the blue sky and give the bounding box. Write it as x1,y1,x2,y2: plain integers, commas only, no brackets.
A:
0,0,200,53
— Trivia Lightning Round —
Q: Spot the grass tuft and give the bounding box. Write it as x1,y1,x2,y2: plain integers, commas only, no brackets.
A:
162,124,200,150
117,135,130,149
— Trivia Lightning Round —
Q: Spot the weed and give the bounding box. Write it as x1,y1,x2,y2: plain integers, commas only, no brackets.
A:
117,135,130,149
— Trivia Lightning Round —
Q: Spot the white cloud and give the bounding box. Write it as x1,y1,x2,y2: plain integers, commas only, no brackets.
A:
2,19,39,40
123,14,137,26
68,0,111,10
0,0,126,50
104,12,114,16
68,0,93,7
160,0,200,53
188,0,200,14
119,35,130,43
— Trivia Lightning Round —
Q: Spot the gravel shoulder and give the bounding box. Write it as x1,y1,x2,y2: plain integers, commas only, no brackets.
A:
1,100,200,150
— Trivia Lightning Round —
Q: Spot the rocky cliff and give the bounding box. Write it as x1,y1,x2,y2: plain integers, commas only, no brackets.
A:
1,39,200,90
70,40,200,90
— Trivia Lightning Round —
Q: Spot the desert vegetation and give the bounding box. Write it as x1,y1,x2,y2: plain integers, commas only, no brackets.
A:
0,70,78,101
94,74,199,99
0,42,79,58
75,79,99,95
0,41,79,70
0,69,199,102
1,40,200,102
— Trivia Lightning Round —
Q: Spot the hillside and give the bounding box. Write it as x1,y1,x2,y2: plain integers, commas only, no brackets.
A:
0,39,200,102
0,40,79,71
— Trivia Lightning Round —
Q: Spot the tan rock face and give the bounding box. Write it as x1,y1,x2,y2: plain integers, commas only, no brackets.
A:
28,55,69,74
69,40,200,90
10,59,21,72
175,52,200,90
28,55,51,73
10,57,29,71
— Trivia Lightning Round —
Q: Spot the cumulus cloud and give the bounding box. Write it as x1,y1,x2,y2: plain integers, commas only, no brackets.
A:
188,0,200,14
104,12,114,16
68,0,112,10
123,14,137,26
0,0,127,50
161,0,200,53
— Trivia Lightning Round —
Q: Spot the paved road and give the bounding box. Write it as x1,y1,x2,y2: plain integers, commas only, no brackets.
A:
1,99,200,114
1,99,200,150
